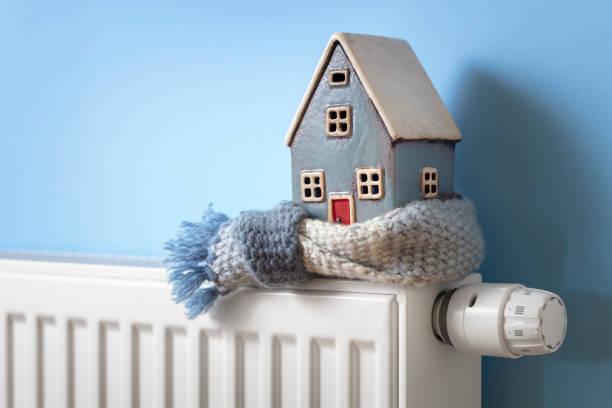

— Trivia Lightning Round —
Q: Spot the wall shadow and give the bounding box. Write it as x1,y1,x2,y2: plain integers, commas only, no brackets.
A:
453,68,612,407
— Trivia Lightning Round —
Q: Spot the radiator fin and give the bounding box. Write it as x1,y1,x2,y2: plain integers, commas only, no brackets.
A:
312,338,337,408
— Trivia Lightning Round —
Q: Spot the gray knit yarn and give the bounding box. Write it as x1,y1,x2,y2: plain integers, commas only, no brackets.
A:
208,198,484,291
233,201,309,286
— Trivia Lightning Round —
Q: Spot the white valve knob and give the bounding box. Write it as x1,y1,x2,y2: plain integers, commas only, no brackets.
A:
503,287,566,355
432,283,567,358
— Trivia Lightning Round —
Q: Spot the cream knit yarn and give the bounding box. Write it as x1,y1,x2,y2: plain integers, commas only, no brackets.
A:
300,198,484,286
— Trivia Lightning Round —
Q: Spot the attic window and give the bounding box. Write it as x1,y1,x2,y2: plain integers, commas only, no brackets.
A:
356,168,384,200
326,105,352,137
301,170,325,202
329,69,349,86
421,167,439,198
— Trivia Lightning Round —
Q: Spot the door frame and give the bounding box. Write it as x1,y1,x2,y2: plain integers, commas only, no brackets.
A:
327,193,355,224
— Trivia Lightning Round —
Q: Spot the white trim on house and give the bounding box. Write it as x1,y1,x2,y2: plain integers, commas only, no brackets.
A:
328,68,349,86
300,170,326,202
325,105,352,137
356,167,384,200
420,166,440,198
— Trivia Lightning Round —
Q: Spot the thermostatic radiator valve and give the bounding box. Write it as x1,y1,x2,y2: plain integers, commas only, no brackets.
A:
432,283,567,358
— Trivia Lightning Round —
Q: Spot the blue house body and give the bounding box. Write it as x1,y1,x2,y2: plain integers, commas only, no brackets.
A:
286,33,461,224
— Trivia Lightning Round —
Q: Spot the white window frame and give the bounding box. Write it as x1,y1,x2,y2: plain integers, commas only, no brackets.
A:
328,69,349,86
420,166,439,198
300,170,325,202
356,167,384,200
326,105,352,137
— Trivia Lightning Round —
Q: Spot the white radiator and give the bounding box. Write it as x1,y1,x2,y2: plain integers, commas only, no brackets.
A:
0,255,480,408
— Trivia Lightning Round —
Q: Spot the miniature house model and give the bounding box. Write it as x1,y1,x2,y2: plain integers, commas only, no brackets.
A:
287,32,461,224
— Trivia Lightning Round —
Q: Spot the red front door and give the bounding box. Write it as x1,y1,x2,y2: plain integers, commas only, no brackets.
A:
330,197,352,225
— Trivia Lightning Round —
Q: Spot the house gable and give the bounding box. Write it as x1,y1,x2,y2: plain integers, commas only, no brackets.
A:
285,33,461,145
290,43,396,221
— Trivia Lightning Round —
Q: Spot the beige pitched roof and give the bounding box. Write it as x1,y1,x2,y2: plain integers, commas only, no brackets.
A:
285,32,461,146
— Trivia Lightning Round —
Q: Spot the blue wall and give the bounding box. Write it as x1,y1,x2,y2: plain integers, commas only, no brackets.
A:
1,1,610,405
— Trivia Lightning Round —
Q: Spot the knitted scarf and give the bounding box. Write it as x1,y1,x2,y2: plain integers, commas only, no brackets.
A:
165,199,484,318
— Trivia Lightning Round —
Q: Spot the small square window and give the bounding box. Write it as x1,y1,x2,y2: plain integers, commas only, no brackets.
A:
326,106,352,137
301,170,325,202
421,167,439,198
329,69,349,86
356,168,384,200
